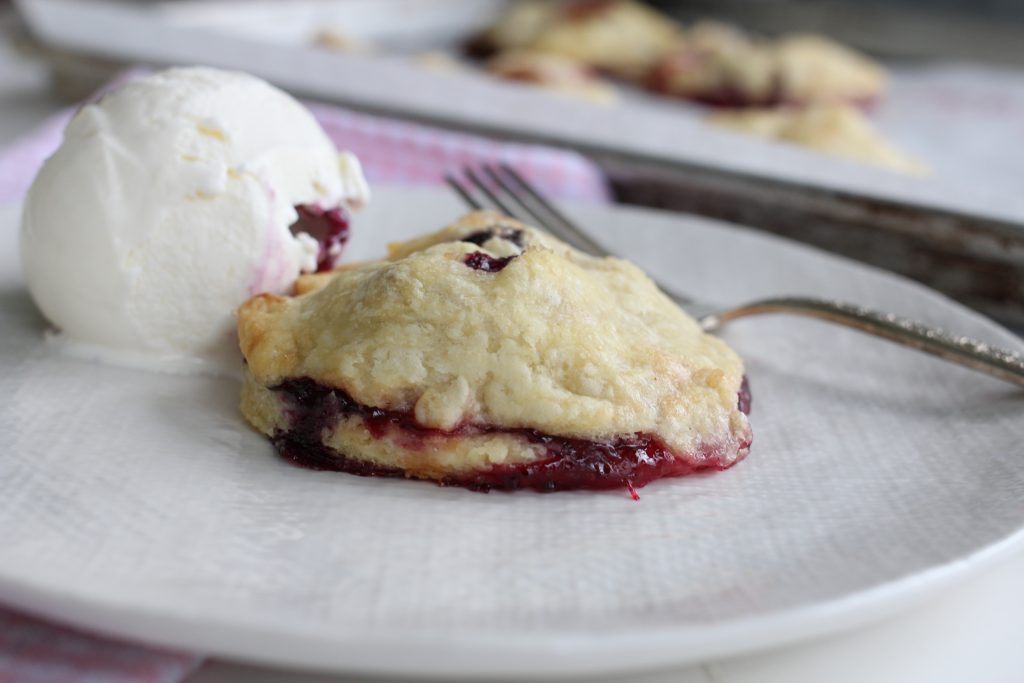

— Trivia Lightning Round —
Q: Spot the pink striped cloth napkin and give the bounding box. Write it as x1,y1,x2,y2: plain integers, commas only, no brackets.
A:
0,99,610,205
0,88,608,682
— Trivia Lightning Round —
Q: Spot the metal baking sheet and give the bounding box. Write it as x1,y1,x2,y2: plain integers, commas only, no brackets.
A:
15,0,1024,219
15,0,1024,324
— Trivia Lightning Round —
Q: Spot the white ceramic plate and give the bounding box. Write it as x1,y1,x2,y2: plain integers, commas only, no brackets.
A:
1,188,1023,678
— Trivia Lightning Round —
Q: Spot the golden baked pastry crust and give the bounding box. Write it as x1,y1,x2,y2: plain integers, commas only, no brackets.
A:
474,0,682,81
650,22,886,106
710,104,927,174
238,211,752,492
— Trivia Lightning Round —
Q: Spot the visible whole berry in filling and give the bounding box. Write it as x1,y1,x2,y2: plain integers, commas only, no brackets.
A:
270,377,752,494
291,204,351,272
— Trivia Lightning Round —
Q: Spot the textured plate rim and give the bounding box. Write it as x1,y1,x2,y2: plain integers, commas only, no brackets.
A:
1,532,1022,678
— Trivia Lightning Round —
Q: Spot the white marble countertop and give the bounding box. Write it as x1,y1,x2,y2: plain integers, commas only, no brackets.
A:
2,10,1022,683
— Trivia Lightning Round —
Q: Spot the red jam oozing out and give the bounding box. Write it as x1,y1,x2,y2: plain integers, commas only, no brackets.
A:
270,377,752,494
460,226,524,272
291,204,351,272
464,251,515,272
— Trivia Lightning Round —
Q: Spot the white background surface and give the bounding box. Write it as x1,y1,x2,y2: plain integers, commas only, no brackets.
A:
2,12,1024,682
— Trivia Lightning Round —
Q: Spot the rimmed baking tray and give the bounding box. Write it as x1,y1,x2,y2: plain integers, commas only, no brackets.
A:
16,0,1024,325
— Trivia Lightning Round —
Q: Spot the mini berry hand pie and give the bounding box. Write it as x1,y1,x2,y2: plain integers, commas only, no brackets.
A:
238,212,752,493
648,23,886,107
470,0,682,81
710,104,927,174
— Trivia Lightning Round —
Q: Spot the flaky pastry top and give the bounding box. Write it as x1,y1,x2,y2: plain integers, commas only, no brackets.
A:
238,211,749,454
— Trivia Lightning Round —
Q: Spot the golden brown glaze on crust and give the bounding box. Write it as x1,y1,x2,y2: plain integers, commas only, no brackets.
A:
649,23,885,106
710,104,926,174
474,0,682,81
238,211,752,488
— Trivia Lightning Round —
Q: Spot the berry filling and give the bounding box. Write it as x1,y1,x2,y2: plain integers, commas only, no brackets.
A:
462,226,525,249
270,377,752,494
464,251,516,272
737,376,752,414
562,0,615,21
291,204,351,272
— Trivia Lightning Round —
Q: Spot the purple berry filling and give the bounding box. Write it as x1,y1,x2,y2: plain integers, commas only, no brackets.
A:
462,226,525,249
269,377,752,494
463,251,515,272
291,204,351,272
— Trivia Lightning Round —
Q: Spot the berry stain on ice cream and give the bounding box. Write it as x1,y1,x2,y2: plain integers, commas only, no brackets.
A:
19,67,369,372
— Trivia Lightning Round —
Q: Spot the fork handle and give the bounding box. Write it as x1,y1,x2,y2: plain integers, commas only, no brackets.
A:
700,297,1024,388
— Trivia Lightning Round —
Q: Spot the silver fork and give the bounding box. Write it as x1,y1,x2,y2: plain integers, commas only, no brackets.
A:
447,163,1024,389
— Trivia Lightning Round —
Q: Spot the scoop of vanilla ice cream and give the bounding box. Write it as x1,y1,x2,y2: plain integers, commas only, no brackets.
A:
20,66,369,365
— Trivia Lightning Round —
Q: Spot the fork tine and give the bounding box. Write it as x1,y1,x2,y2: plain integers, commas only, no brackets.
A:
484,163,596,254
452,164,611,262
463,166,522,218
498,164,690,303
480,164,546,226
497,163,607,257
487,163,571,241
445,174,483,210
452,166,533,226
